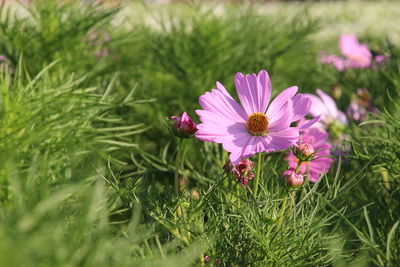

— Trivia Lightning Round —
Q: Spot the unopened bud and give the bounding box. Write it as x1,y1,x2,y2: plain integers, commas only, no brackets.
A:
170,112,197,138
293,143,315,161
283,169,304,187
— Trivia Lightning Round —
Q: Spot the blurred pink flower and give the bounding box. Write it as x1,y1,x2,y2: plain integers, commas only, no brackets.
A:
195,70,312,165
170,112,197,138
304,89,347,128
320,34,386,71
288,128,333,182
339,34,372,69
320,52,346,71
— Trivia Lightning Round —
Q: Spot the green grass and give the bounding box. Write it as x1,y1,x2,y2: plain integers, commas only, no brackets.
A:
0,0,399,266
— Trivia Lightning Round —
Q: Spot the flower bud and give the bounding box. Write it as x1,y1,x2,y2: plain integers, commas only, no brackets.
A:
293,143,315,161
170,112,197,138
283,169,304,187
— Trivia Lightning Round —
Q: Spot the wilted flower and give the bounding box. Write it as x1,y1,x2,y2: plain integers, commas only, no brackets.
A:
288,128,333,182
347,101,366,122
283,169,304,187
224,159,255,186
320,34,386,71
204,255,210,262
330,84,342,100
347,88,378,122
196,70,313,165
356,88,372,107
170,112,197,138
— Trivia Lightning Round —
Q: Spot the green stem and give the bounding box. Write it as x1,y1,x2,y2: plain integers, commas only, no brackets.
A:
277,195,288,229
295,160,302,173
174,138,182,193
253,153,262,197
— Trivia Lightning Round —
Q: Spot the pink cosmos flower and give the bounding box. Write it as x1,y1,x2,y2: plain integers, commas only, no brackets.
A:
288,128,332,182
339,34,372,69
304,89,347,128
195,70,312,165
320,34,386,71
170,112,197,138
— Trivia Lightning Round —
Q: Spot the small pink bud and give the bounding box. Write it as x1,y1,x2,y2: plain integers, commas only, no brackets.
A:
170,112,197,138
283,169,304,187
298,143,314,157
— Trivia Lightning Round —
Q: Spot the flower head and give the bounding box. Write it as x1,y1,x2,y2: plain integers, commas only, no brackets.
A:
170,112,197,138
304,89,347,130
196,70,312,165
288,128,333,182
339,34,372,69
320,34,386,71
283,169,304,187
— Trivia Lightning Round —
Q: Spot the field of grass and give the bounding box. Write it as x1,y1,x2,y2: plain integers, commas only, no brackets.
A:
0,0,399,266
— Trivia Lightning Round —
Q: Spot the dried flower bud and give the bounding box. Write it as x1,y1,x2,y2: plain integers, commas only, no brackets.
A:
223,159,255,186
204,255,210,262
330,84,342,99
283,169,304,187
170,112,197,138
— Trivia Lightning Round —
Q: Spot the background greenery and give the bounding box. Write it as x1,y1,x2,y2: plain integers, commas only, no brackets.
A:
0,0,398,266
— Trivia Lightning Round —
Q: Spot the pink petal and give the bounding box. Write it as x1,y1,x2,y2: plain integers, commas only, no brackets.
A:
298,116,321,130
234,70,272,115
268,99,293,132
304,93,326,117
316,89,339,119
195,110,245,142
339,34,360,58
268,128,299,151
199,85,247,123
292,94,311,122
266,86,298,118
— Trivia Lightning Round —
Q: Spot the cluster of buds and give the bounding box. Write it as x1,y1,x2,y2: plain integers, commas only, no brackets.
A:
223,159,255,186
283,142,316,187
170,112,197,138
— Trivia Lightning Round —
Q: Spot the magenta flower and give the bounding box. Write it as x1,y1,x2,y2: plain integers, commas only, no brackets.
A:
283,169,304,187
195,70,312,165
170,112,197,138
320,34,386,71
304,89,347,128
288,128,333,182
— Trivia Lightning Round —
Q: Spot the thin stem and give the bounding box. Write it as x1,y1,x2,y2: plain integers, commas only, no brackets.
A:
174,138,182,193
277,195,288,229
295,160,302,173
253,153,262,197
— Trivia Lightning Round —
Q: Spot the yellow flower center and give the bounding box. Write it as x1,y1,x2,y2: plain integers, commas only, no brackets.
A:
246,112,269,136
